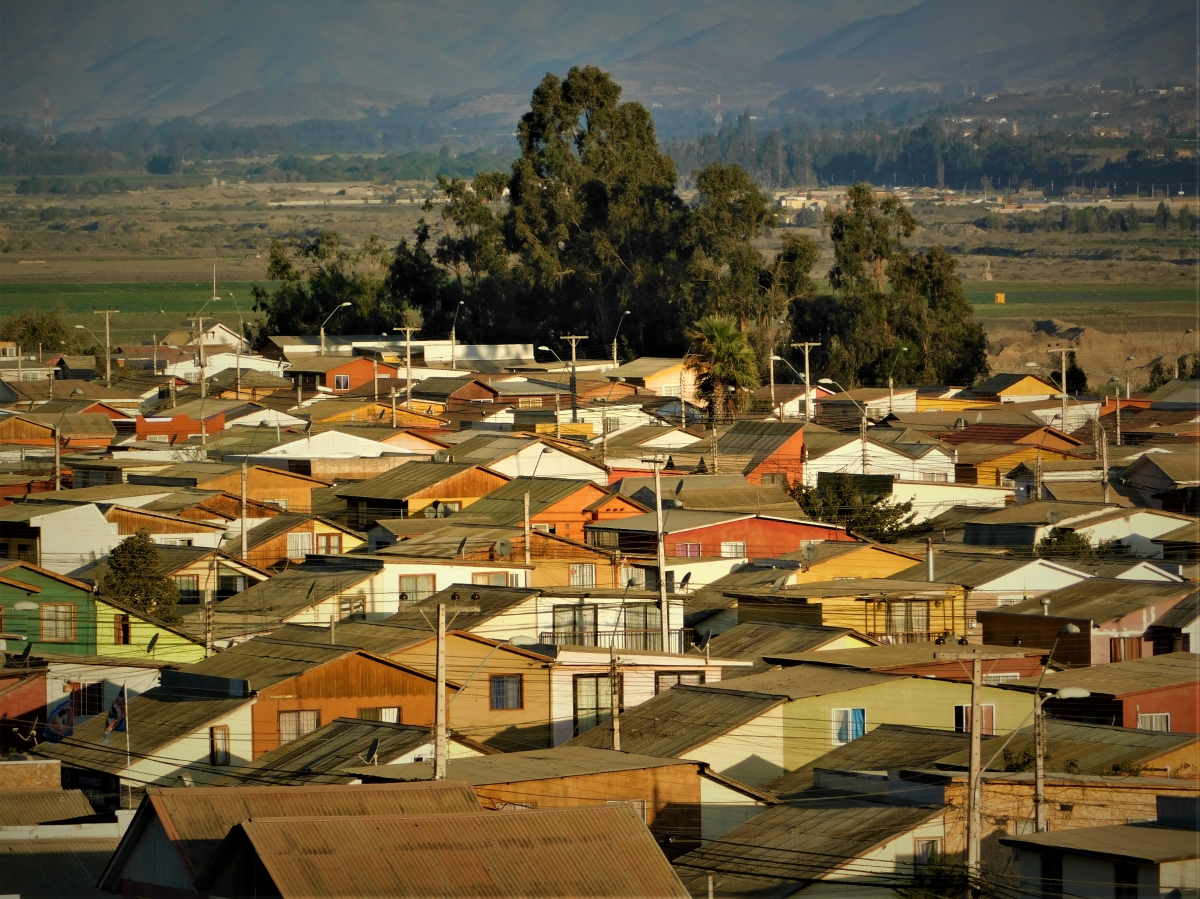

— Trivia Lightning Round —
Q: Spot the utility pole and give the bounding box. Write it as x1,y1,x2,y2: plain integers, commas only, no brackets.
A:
769,355,777,421
372,358,378,404
1051,347,1069,431
434,603,447,779
396,326,417,409
94,308,118,387
1093,415,1110,503
561,335,587,423
240,459,249,561
390,385,397,428
53,425,62,491
610,646,621,751
1115,396,1122,446
204,590,213,658
968,655,982,872
1034,690,1047,832
642,455,670,652
791,342,819,421
860,413,869,473
710,424,720,475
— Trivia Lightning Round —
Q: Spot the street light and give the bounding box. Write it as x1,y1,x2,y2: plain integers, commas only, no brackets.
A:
888,346,909,414
611,310,631,367
538,346,566,439
819,377,870,473
319,302,352,356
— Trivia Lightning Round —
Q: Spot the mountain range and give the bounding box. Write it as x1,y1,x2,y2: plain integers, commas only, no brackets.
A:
2,0,1191,134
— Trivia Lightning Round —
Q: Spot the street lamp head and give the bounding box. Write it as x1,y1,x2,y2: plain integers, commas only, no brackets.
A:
339,302,352,308
1024,361,1037,368
770,355,782,361
900,346,909,352
818,378,834,385
1060,623,1080,635
537,345,551,352
1054,686,1090,700
71,388,84,396
622,310,631,316
74,325,84,330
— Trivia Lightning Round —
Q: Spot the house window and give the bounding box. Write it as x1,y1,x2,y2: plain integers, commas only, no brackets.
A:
1040,854,1063,899
263,498,289,510
489,675,523,710
146,433,170,444
209,726,231,766
1110,637,1142,662
886,601,930,639
517,397,543,408
676,543,701,557
399,575,435,603
568,563,596,588
625,603,663,650
655,672,704,693
173,575,201,604
40,604,77,642
833,708,866,745
720,541,747,558
983,673,1020,685
954,704,996,736
1137,713,1170,732
315,534,342,555
286,532,313,559
359,707,400,723
573,674,621,736
553,604,598,646
914,838,941,867
113,614,131,646
217,575,247,601
278,710,320,744
70,683,104,718
1114,861,1138,899
334,374,350,390
472,572,508,587
587,530,619,549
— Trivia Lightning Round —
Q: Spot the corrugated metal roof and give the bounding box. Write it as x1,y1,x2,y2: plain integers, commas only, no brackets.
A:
1010,651,1199,695
994,580,1197,622
965,500,1115,525
766,644,1043,672
763,724,982,798
672,800,943,895
606,357,683,379
353,746,699,785
14,413,116,437
199,806,690,898
1,838,120,899
102,780,483,889
334,461,480,500
1000,822,1200,864
268,621,429,655
703,664,897,701
385,585,539,631
376,524,526,558
0,789,95,826
210,565,378,618
566,685,785,757
462,477,599,526
1153,591,1200,629
587,509,743,534
212,719,478,787
698,622,859,678
180,637,352,690
936,718,1198,775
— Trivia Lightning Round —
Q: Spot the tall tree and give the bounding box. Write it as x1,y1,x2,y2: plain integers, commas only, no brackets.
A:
98,530,179,621
686,316,760,425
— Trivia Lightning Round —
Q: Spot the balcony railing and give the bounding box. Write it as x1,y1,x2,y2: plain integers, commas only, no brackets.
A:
539,629,693,654
866,631,953,645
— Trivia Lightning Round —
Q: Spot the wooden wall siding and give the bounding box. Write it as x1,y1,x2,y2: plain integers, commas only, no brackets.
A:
471,765,702,857
178,493,284,521
745,431,807,485
105,507,222,536
246,522,363,570
956,447,1075,486
412,468,510,501
198,469,330,513
816,590,966,638
0,418,111,449
791,548,919,584
252,653,442,758
392,635,552,750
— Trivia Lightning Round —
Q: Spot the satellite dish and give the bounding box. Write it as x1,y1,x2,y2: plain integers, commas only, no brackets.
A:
770,573,789,593
678,572,692,591
1047,510,1062,526
800,544,820,564
359,737,380,766
424,504,438,519
11,644,31,666
495,538,514,559
433,450,454,463
146,633,159,655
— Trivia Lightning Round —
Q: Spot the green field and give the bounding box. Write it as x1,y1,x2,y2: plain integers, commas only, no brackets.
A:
965,281,1199,320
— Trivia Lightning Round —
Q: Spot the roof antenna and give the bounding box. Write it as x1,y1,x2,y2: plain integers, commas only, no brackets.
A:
358,737,380,766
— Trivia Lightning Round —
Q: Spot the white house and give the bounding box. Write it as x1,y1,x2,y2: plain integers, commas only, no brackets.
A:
250,430,414,460
164,353,289,384
438,433,609,484
801,432,956,487
0,503,121,574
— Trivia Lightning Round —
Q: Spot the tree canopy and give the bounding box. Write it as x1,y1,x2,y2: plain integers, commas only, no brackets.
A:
789,473,917,543
97,529,180,621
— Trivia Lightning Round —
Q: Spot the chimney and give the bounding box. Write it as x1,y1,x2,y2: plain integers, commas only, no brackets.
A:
1040,598,1051,616
925,537,935,582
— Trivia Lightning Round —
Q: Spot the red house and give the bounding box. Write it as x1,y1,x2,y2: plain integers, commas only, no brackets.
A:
585,510,853,559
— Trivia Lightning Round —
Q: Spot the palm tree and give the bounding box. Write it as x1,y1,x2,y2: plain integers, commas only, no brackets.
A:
686,316,760,426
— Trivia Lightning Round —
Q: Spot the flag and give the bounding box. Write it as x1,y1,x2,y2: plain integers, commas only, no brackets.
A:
102,686,127,744
43,697,74,744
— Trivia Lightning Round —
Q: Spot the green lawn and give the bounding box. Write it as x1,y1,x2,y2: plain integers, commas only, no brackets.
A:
964,281,1198,318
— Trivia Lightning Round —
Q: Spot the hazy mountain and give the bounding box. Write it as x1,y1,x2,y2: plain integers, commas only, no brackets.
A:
2,0,1191,133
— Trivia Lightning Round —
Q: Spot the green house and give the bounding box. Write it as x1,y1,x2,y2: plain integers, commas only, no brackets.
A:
0,560,205,664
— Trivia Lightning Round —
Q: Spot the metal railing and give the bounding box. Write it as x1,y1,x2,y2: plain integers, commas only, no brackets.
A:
539,629,693,654
866,631,950,645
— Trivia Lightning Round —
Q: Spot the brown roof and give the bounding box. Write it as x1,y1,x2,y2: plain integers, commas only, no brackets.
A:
99,781,483,890
1008,651,1200,696
196,806,690,898
0,789,95,826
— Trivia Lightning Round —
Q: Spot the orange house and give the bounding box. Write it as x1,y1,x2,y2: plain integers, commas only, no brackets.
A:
463,477,647,543
178,637,459,759
287,356,400,394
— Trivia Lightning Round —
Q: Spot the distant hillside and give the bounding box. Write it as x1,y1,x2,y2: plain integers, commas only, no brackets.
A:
2,0,1191,134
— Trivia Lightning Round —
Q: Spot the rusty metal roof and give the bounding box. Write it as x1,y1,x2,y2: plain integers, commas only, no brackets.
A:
673,799,943,896
994,579,1198,622
268,621,430,655
195,806,690,898
98,780,483,891
565,684,785,758
0,789,95,826
697,621,861,678
702,664,897,701
1009,651,1200,696
180,637,353,690
1,837,120,899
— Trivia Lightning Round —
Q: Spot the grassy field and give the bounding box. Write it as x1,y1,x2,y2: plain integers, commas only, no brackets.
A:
965,281,1199,319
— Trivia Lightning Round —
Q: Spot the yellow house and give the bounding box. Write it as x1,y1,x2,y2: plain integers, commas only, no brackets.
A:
93,596,207,664
606,357,696,402
789,543,922,584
